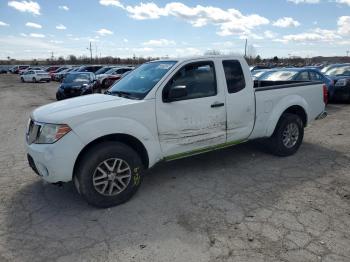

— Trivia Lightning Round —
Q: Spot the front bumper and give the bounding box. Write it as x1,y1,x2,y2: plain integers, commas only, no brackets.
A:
56,87,92,100
26,131,85,183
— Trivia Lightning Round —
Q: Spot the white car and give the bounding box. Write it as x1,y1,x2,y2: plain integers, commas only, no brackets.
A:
19,67,43,75
26,55,327,207
21,70,51,83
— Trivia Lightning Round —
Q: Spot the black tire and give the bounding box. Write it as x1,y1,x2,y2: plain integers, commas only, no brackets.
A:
21,77,24,83
268,113,304,157
32,77,37,83
75,142,144,208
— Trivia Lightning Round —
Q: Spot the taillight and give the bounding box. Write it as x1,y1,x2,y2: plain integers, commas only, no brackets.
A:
323,84,328,105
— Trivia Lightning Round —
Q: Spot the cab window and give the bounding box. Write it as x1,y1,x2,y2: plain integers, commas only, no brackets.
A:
163,61,217,101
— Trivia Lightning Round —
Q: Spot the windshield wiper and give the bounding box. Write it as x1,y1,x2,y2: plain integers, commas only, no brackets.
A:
109,90,139,100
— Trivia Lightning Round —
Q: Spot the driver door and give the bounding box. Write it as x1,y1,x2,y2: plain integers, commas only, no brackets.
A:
155,60,227,158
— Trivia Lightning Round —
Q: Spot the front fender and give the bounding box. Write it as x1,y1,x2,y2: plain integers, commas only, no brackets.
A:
72,117,162,167
265,95,308,137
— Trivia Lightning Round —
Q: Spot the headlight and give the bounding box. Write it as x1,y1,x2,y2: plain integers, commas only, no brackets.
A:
36,123,71,144
335,79,347,87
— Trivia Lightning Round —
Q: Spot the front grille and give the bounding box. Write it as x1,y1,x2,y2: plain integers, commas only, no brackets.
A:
26,119,42,144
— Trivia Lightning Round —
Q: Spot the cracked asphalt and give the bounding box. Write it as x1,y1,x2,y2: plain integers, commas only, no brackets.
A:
0,74,350,262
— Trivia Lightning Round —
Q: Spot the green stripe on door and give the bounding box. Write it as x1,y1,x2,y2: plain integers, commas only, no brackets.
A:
164,139,245,161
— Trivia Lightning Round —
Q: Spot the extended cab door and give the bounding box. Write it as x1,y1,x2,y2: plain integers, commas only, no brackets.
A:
155,60,227,158
222,60,255,142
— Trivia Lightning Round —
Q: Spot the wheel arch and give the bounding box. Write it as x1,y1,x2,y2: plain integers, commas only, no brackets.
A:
73,133,150,179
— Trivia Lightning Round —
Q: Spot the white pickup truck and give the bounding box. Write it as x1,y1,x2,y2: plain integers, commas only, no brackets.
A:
26,55,327,207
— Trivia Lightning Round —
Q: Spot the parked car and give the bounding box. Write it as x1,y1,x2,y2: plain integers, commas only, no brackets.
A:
97,67,133,89
0,66,10,74
258,68,334,98
321,63,350,75
49,67,70,79
19,67,43,75
20,70,51,83
53,68,76,82
324,64,350,102
11,65,29,74
251,69,276,80
45,66,61,73
56,72,97,100
76,65,104,73
26,55,327,207
250,65,271,71
95,66,118,76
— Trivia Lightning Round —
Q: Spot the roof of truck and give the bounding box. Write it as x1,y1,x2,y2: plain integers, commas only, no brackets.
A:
153,55,243,63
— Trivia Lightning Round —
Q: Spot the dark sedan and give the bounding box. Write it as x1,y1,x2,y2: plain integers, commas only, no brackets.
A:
56,72,97,101
325,65,350,102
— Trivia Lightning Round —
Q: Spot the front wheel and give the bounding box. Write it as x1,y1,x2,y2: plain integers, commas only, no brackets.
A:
32,77,37,83
21,77,24,83
75,142,144,208
268,113,304,157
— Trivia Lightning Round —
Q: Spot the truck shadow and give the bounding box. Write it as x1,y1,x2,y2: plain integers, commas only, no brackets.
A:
2,142,349,260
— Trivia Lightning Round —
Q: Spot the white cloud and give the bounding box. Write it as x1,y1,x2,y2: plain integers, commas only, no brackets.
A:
56,24,66,30
123,38,128,42
338,16,350,35
143,39,176,46
264,30,278,38
280,28,341,43
99,0,123,7
175,47,201,56
273,17,300,28
288,0,320,4
335,0,350,6
0,21,9,26
25,22,41,29
96,28,113,36
58,5,69,11
20,33,27,36
29,33,45,38
8,1,40,15
100,1,269,37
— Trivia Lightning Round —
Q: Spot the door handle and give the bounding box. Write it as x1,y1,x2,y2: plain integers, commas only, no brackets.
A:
211,102,225,108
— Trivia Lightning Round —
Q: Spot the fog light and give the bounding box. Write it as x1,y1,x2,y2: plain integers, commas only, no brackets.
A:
36,163,49,177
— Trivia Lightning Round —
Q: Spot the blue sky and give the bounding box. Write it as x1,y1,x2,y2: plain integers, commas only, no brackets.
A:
0,0,349,60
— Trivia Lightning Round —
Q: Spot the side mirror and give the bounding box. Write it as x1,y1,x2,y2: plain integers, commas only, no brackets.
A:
166,85,187,102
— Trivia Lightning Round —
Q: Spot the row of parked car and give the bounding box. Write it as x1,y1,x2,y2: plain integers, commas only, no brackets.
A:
2,64,134,101
251,63,350,103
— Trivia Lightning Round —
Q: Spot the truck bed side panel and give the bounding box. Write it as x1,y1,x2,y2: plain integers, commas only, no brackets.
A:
250,83,325,139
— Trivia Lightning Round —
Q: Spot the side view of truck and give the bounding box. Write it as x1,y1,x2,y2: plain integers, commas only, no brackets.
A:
26,55,327,207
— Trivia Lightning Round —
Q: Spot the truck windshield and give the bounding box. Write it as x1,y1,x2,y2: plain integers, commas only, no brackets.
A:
108,61,177,99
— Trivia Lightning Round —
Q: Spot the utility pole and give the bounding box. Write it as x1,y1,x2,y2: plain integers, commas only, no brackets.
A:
244,39,247,58
51,51,54,61
89,42,93,63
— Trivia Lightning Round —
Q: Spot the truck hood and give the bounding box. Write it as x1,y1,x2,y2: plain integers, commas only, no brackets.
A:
31,94,136,123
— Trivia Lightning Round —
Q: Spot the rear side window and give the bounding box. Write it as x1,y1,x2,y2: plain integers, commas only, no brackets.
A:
222,60,246,93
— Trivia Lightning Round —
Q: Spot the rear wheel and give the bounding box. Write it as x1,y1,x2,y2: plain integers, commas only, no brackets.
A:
21,77,24,83
32,77,37,83
268,113,304,157
75,142,144,208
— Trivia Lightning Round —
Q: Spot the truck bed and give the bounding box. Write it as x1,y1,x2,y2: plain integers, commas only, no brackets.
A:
249,80,325,139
